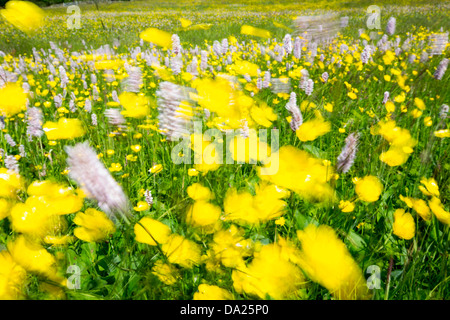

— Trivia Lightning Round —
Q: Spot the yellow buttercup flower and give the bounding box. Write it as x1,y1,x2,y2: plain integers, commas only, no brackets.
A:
187,168,199,176
179,18,192,28
73,209,116,242
295,224,370,300
140,27,172,48
250,104,277,127
434,129,450,138
43,118,85,140
187,183,214,201
161,234,202,269
428,197,450,225
0,1,45,33
0,198,13,221
109,163,123,172
131,145,141,153
371,120,417,167
419,177,439,197
26,180,83,215
232,242,304,300
8,235,65,285
149,164,163,174
133,201,149,212
240,25,271,38
134,217,171,246
119,92,150,119
194,284,234,300
296,117,331,142
382,50,396,65
339,200,355,213
0,83,28,117
347,92,357,100
151,260,180,285
414,98,426,110
209,224,253,268
228,132,271,164
399,195,431,221
223,182,290,225
354,175,383,202
185,200,221,231
385,101,395,113
9,197,67,238
393,209,415,240
258,146,334,202
0,251,27,300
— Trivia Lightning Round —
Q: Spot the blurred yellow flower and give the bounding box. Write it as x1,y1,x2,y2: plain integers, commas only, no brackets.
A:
187,168,199,176
194,284,234,300
186,200,221,231
133,201,149,212
385,101,395,113
414,98,426,110
0,168,23,198
140,27,172,48
130,145,142,153
109,163,123,172
0,83,28,117
382,50,395,65
434,129,450,138
393,209,415,240
371,120,417,167
0,198,13,221
149,164,163,174
354,175,383,202
339,200,355,213
296,224,370,300
232,242,304,299
347,92,357,100
224,182,290,225
240,25,271,38
119,92,150,119
259,146,334,202
250,104,277,127
209,224,253,268
43,118,85,140
419,177,439,197
161,234,202,269
134,217,171,246
399,195,431,221
9,197,68,238
0,251,27,300
151,260,179,285
0,1,44,33
187,183,214,201
296,117,331,142
73,209,116,242
428,197,450,225
228,132,271,164
8,235,65,285
179,18,192,28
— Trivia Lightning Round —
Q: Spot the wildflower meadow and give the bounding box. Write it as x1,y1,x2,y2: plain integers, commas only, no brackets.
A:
0,0,449,303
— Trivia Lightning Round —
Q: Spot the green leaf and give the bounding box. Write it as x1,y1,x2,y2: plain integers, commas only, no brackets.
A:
345,229,367,252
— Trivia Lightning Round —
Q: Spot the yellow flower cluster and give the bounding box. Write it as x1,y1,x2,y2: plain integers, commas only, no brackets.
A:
134,217,202,269
371,120,417,167
0,83,28,117
185,183,221,232
258,146,334,202
232,240,304,299
223,181,290,225
295,224,371,300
